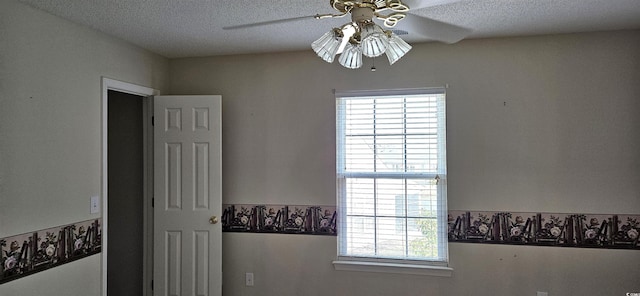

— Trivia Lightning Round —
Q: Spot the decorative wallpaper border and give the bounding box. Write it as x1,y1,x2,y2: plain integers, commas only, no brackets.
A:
0,219,102,284
220,204,640,251
222,204,336,235
448,211,640,250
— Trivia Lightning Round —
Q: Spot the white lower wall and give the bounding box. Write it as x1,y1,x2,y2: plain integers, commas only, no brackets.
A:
169,30,640,295
0,1,168,295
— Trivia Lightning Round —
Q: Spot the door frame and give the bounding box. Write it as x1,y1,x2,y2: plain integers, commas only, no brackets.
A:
101,77,159,296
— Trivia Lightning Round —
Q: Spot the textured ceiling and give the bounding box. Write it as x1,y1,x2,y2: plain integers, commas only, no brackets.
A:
19,0,640,58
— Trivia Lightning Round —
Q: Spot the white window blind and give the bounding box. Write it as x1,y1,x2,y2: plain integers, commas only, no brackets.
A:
336,88,448,264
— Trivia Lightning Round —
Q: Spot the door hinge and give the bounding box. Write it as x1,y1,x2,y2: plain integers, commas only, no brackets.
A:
152,198,154,208
151,280,154,290
152,116,154,126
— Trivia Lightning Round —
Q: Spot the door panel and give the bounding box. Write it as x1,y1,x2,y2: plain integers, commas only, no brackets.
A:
193,143,209,210
165,143,183,209
166,231,182,296
153,95,222,296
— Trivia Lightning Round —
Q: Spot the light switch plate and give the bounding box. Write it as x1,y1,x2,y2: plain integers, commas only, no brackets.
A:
90,196,100,214
245,273,254,286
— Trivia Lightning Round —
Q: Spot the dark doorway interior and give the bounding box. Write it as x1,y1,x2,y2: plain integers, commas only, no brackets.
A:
107,90,144,296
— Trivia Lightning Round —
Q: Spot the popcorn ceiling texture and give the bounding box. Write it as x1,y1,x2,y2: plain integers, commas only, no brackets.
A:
18,0,640,58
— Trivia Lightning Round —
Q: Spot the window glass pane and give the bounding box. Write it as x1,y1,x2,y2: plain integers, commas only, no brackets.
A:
376,217,406,258
345,136,374,171
375,98,404,135
407,217,438,258
346,215,375,256
406,135,438,172
375,135,404,173
406,113,437,135
345,98,374,136
345,178,374,216
376,178,404,217
407,179,438,218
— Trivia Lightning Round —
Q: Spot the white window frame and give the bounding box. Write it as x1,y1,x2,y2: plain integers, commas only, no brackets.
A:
333,87,452,276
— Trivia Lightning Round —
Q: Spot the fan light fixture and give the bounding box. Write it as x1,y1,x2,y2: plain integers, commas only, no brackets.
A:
311,0,412,69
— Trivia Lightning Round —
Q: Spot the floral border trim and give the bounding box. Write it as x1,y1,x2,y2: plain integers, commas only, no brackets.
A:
222,204,336,235
448,211,640,250
0,219,102,284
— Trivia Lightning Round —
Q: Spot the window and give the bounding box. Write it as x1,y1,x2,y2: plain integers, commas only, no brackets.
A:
334,88,449,275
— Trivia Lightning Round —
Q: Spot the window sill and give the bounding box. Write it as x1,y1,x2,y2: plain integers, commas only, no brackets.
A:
332,260,453,277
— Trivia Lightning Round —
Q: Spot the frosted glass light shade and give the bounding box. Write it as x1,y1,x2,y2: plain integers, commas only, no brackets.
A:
385,33,412,65
338,43,363,69
312,29,342,63
360,24,388,58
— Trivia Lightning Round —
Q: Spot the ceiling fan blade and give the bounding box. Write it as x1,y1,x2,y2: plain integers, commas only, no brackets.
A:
395,14,472,44
223,15,318,30
403,0,464,10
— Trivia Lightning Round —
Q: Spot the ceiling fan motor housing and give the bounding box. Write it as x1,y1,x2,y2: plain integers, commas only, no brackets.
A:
351,6,375,24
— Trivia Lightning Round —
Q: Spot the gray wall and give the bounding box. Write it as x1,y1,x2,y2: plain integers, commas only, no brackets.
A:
169,30,640,295
0,1,168,295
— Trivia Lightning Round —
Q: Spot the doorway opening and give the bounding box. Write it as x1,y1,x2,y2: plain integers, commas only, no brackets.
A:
102,78,222,296
102,78,157,296
107,90,144,295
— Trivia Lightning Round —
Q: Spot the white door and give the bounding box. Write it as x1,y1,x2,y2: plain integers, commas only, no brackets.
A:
153,95,222,296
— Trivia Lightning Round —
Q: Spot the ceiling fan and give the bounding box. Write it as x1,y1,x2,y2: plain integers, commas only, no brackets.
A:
223,0,472,69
